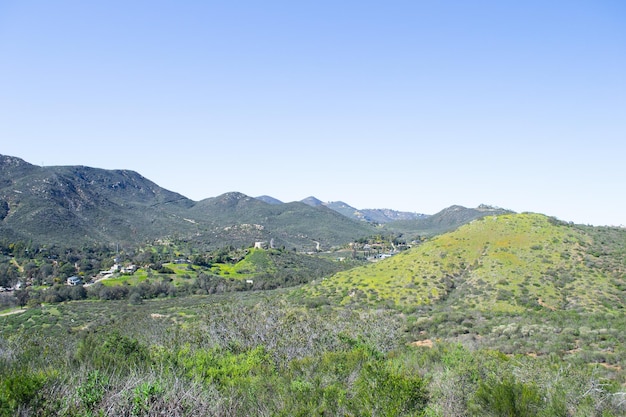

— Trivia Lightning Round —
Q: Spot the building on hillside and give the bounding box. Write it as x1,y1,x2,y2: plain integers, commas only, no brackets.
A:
254,241,267,249
67,276,82,286
173,259,190,264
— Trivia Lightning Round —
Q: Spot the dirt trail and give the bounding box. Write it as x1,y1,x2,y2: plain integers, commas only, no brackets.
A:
0,309,25,317
538,298,556,311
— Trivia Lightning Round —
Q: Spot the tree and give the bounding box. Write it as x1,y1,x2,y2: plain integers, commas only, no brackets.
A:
15,289,29,307
0,264,19,287
58,262,77,278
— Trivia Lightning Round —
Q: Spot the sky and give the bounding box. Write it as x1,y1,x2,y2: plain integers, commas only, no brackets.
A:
0,1,625,226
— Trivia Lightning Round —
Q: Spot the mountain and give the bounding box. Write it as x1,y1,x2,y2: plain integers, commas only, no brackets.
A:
0,154,526,252
0,155,197,245
0,155,375,250
186,192,375,250
301,196,427,223
300,196,324,207
384,204,513,237
358,208,428,223
255,195,283,205
304,213,626,313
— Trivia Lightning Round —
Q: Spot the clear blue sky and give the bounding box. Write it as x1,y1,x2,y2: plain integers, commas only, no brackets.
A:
1,1,625,226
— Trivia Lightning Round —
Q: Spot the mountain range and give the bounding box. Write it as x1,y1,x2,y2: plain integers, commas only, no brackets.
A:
1,154,510,249
293,196,429,223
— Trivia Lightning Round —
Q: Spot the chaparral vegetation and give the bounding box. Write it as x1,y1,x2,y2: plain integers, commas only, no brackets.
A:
1,156,625,415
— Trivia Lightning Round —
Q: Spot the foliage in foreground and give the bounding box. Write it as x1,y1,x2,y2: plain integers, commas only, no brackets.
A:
1,295,625,416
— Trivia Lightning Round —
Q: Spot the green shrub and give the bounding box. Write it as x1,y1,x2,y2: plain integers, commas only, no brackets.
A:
131,381,163,416
0,369,49,416
75,331,150,372
473,375,542,417
76,370,109,411
354,360,429,416
176,345,269,387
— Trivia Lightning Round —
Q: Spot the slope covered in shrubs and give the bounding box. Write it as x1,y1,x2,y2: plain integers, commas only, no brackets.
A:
304,213,626,313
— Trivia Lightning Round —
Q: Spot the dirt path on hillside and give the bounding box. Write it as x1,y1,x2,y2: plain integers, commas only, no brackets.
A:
0,309,25,317
537,298,556,311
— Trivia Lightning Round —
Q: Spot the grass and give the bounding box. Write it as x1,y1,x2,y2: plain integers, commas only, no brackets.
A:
97,248,345,290
99,264,198,287
209,248,272,279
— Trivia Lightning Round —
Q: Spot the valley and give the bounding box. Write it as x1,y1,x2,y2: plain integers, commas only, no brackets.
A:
1,154,625,416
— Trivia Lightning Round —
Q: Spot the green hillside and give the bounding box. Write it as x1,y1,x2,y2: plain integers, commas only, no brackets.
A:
77,248,353,293
303,213,626,313
2,214,626,416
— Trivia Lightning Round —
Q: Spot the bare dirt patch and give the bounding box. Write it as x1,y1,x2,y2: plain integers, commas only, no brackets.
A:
410,339,434,348
537,298,556,311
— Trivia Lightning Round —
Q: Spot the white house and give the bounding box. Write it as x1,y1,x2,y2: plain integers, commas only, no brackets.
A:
67,276,82,286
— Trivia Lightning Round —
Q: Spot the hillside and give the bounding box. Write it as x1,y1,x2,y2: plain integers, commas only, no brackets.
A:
0,155,375,250
1,154,514,252
2,212,626,416
304,213,626,313
0,155,197,245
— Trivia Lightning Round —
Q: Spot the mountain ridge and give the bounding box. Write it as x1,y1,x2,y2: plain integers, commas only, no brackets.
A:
296,195,428,223
0,154,535,251
0,155,376,249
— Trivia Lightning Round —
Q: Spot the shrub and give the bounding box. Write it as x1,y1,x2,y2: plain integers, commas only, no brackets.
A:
131,381,163,416
473,375,542,417
354,360,429,415
0,369,49,416
75,331,150,372
76,369,109,411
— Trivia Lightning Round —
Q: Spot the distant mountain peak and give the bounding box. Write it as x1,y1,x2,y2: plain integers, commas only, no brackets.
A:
255,195,283,205
0,154,29,165
442,205,467,212
211,192,256,208
220,191,249,199
477,204,504,211
301,196,324,207
0,154,35,175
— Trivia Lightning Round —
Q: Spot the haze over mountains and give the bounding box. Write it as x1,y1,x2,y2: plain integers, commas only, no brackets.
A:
1,154,510,249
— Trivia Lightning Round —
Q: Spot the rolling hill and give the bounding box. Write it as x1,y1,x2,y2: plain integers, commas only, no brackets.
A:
303,213,626,313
